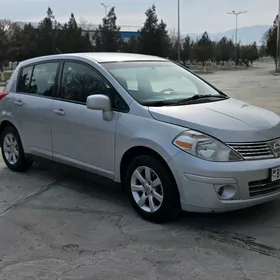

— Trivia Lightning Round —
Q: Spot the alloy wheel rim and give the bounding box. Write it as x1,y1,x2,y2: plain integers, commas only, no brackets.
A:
131,166,164,213
3,133,19,165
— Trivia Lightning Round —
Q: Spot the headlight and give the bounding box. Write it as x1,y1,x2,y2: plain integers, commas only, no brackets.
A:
172,130,243,162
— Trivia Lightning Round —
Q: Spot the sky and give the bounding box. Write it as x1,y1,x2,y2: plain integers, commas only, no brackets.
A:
0,0,278,33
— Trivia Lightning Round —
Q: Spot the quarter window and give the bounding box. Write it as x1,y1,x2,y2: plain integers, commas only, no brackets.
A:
18,66,33,93
29,62,59,96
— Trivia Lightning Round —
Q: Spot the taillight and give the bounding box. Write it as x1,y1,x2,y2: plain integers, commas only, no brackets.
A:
0,91,9,100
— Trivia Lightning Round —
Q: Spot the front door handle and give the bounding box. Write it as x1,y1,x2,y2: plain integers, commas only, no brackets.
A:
14,100,23,106
53,109,65,116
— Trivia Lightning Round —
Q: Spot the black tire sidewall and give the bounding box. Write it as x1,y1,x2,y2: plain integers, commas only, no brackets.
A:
0,126,30,172
124,155,181,223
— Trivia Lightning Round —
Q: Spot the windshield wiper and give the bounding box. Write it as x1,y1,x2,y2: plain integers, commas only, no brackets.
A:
142,94,228,107
141,100,179,106
176,94,228,104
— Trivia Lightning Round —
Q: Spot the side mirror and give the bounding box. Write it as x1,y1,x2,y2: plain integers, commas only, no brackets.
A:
86,94,113,121
86,94,111,111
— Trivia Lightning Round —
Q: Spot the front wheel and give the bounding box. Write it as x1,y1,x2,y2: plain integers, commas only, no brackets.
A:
124,155,181,223
0,126,33,172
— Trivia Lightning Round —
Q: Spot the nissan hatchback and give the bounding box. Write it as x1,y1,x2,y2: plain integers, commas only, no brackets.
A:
1,52,280,223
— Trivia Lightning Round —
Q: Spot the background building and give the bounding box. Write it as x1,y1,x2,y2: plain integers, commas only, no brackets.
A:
81,24,140,44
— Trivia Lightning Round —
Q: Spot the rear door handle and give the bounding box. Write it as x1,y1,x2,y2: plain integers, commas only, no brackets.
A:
53,109,65,116
14,100,23,106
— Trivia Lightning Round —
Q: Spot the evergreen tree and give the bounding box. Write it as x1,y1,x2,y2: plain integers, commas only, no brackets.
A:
239,42,259,66
181,36,193,62
93,7,122,52
193,32,213,69
36,7,57,56
139,5,170,57
57,13,92,53
214,37,234,64
264,15,278,69
14,23,40,60
156,20,171,57
122,36,140,53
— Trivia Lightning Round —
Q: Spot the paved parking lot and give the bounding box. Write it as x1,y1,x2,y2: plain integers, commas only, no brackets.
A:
200,60,280,114
1,60,280,279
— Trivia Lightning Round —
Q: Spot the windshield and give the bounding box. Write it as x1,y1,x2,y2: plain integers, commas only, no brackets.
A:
102,61,224,105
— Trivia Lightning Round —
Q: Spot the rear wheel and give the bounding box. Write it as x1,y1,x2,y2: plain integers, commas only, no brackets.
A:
0,126,33,172
124,155,181,223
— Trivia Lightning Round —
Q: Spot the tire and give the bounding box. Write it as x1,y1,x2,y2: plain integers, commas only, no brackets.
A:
124,155,181,223
0,126,33,172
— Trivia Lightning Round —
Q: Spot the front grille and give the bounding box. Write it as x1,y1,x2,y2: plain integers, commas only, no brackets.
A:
249,179,280,197
227,142,274,160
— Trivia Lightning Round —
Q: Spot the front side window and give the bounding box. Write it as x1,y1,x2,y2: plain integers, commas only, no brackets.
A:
60,62,110,103
29,62,59,96
103,61,225,106
59,61,127,110
17,66,33,93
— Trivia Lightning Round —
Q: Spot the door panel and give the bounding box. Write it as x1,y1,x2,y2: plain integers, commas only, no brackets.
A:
50,60,130,178
10,62,59,158
10,93,54,158
52,100,118,178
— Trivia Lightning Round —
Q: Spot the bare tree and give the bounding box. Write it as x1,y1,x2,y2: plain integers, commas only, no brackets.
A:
0,19,17,81
169,28,178,44
78,18,89,30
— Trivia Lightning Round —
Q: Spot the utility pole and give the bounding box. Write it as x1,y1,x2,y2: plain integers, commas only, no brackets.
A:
227,10,248,66
276,0,280,72
177,0,181,62
101,3,110,17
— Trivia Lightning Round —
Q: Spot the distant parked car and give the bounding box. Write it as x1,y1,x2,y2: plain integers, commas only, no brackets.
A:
1,52,280,222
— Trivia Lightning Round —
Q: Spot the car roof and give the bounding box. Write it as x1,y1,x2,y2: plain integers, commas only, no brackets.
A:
18,52,168,66
79,52,168,62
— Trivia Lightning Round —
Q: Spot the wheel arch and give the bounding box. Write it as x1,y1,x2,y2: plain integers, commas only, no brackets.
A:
0,120,18,137
119,146,177,186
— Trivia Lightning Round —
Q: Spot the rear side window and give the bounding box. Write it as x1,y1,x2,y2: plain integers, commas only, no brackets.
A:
29,62,59,96
17,66,33,93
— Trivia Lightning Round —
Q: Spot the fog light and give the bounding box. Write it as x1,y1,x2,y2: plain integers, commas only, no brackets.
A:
218,186,224,197
216,184,237,200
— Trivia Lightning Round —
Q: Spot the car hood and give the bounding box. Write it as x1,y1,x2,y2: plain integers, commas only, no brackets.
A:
148,98,280,142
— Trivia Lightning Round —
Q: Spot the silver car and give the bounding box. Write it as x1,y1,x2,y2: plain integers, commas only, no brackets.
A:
1,53,280,222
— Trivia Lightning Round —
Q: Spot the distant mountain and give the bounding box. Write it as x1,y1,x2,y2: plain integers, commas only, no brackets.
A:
185,25,270,45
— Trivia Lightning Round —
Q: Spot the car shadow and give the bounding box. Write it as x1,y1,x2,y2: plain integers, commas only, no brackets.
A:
31,160,129,209
31,160,280,233
177,201,279,230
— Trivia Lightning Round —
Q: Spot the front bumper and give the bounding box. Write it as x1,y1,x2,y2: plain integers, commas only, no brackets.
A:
168,151,280,212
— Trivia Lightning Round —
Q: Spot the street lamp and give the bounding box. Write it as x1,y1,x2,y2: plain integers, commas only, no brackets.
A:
101,3,110,17
177,0,181,62
227,10,248,65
